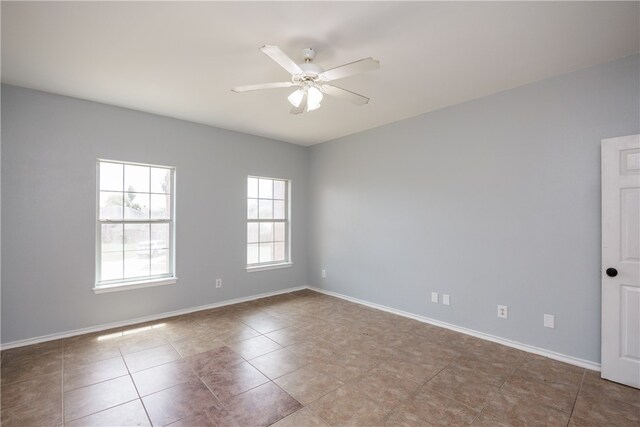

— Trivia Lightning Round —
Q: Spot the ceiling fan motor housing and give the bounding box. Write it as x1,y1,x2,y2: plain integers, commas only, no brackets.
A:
298,62,324,78
297,48,323,79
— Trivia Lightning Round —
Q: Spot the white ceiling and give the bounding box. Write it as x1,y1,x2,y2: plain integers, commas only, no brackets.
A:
2,2,638,146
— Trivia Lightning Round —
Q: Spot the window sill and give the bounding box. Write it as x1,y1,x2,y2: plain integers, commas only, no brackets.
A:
246,262,293,273
93,277,177,294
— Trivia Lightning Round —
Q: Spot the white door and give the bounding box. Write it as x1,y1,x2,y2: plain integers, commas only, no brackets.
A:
601,134,640,388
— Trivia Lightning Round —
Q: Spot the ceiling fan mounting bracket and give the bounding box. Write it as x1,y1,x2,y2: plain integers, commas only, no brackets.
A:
302,47,316,62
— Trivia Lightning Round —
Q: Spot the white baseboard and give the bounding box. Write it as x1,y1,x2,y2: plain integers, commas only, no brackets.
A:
309,286,601,372
0,286,306,350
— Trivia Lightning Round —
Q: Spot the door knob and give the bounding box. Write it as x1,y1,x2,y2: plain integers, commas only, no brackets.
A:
606,268,618,277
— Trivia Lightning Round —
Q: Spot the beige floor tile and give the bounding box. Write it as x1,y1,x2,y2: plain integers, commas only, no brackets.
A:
1,341,63,385
519,353,584,386
447,353,517,386
481,387,570,426
64,375,139,422
274,365,344,405
1,394,63,427
215,323,262,344
185,346,245,375
249,347,308,379
142,381,221,426
65,399,151,426
132,359,201,396
401,386,479,426
355,365,421,410
271,407,331,427
225,382,302,427
425,368,500,411
199,361,269,401
384,407,437,427
505,369,580,414
64,356,128,391
123,343,182,372
580,370,640,409
230,335,282,360
265,326,311,346
1,370,62,410
570,393,640,426
170,333,226,357
118,330,169,355
306,384,390,427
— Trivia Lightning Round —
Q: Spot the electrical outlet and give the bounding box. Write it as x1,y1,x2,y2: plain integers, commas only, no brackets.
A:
544,314,555,328
498,305,508,319
431,292,438,303
321,269,326,278
442,294,450,306
215,279,222,288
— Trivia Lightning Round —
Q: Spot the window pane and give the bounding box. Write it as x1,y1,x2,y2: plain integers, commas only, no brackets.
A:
100,191,124,220
259,242,273,263
260,222,273,242
124,250,150,279
274,180,286,200
124,164,150,193
151,223,170,250
274,200,286,220
124,223,150,251
258,178,273,199
247,244,259,264
248,177,258,199
101,224,123,253
124,193,150,220
150,194,171,219
101,251,123,281
100,162,123,191
258,199,273,219
247,223,259,243
246,176,288,268
151,249,170,276
150,168,171,194
248,199,258,219
274,242,285,261
274,223,285,242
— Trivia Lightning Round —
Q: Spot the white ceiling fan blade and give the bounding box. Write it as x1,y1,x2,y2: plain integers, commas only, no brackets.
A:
321,85,370,106
290,90,308,115
231,82,295,92
318,57,379,82
260,45,303,76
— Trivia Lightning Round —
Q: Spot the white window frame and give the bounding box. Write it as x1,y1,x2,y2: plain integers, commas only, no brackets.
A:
94,159,177,293
246,175,292,272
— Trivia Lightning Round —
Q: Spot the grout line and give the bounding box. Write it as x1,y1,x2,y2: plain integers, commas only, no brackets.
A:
64,371,131,393
469,354,523,425
119,344,154,427
566,369,586,427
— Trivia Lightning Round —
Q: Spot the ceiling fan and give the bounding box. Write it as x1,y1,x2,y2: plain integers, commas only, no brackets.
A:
232,45,380,114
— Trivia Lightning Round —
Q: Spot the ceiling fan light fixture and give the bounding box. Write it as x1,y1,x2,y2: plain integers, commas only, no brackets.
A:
307,86,323,111
287,88,304,107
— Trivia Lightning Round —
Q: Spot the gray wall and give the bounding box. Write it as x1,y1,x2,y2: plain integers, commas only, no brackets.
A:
1,85,309,344
2,55,638,362
308,55,640,363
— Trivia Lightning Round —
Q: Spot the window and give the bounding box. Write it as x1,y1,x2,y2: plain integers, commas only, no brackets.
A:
247,176,290,269
96,160,175,291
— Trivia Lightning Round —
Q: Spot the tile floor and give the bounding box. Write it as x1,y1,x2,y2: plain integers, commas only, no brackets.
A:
1,289,639,426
